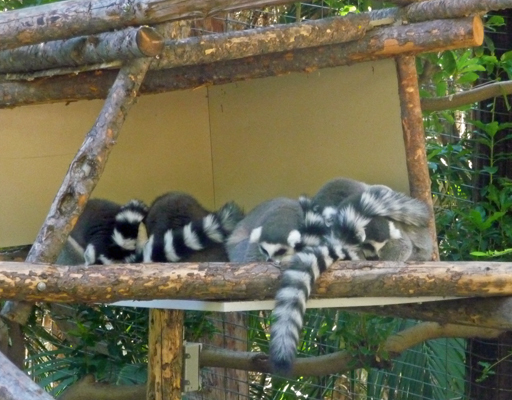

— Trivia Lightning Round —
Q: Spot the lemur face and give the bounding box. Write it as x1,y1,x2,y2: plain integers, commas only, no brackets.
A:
250,227,303,263
258,242,295,262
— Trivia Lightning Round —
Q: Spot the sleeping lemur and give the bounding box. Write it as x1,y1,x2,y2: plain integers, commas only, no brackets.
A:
269,180,433,376
142,191,244,263
225,197,329,263
56,198,148,266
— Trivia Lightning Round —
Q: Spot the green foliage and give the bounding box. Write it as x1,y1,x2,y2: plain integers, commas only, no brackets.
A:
0,0,62,11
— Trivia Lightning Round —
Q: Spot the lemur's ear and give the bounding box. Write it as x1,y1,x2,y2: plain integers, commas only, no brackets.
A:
287,229,302,249
249,226,263,243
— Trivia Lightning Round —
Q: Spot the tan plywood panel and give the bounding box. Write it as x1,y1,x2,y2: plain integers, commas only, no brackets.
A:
0,90,212,246
208,59,408,211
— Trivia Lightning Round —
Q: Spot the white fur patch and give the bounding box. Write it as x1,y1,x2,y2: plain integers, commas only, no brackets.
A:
98,255,113,265
305,211,325,226
249,226,262,243
164,230,180,261
367,240,387,252
112,229,137,250
115,209,144,224
388,221,402,239
183,224,203,250
143,235,154,262
287,230,302,248
322,206,338,226
203,214,223,242
84,244,96,266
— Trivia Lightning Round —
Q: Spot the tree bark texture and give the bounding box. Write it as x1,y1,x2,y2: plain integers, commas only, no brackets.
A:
0,27,163,74
371,0,512,24
0,349,55,400
2,260,512,302
0,16,483,109
141,13,369,70
0,57,152,325
352,297,512,331
147,309,183,400
1,13,369,75
0,0,295,51
395,54,440,261
421,80,512,112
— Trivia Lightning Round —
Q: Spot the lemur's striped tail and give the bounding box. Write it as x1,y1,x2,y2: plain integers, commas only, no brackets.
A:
356,186,430,227
112,199,149,252
270,242,353,376
334,186,430,246
298,196,330,248
145,201,244,262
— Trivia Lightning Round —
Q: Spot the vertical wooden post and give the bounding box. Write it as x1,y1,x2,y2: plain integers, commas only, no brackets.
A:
395,54,440,260
147,309,184,400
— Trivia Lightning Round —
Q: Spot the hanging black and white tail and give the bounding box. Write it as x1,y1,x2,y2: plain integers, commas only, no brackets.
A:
144,201,244,262
269,240,357,376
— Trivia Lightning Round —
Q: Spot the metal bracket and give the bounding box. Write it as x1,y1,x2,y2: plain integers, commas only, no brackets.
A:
182,342,202,393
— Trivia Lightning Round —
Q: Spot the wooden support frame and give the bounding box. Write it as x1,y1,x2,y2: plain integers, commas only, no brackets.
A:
0,0,510,398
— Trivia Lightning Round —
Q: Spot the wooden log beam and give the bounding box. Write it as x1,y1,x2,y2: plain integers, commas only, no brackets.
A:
0,27,163,74
151,13,370,70
0,16,484,109
0,58,152,326
371,0,512,24
147,309,183,400
396,54,439,260
0,350,55,400
1,13,369,76
352,297,512,331
0,0,295,51
1,260,512,303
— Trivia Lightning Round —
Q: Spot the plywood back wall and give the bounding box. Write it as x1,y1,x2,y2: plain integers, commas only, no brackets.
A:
0,59,407,246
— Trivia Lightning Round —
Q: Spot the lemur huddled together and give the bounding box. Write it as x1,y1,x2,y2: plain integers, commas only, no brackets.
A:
59,177,433,376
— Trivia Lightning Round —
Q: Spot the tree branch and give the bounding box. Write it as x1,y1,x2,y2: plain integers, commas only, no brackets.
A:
0,260,511,303
421,80,512,112
0,57,152,326
0,350,55,400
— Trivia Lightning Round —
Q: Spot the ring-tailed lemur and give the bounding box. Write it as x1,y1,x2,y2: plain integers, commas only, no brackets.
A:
333,185,432,261
226,197,328,263
269,184,433,375
142,192,244,263
56,198,148,266
311,177,432,261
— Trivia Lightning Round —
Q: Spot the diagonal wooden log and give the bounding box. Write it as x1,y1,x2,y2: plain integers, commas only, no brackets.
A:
0,27,163,74
0,0,295,51
0,16,483,109
0,349,55,400
0,57,153,326
0,260,512,303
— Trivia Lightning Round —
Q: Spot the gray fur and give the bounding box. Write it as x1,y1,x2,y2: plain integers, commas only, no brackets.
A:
226,197,304,263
